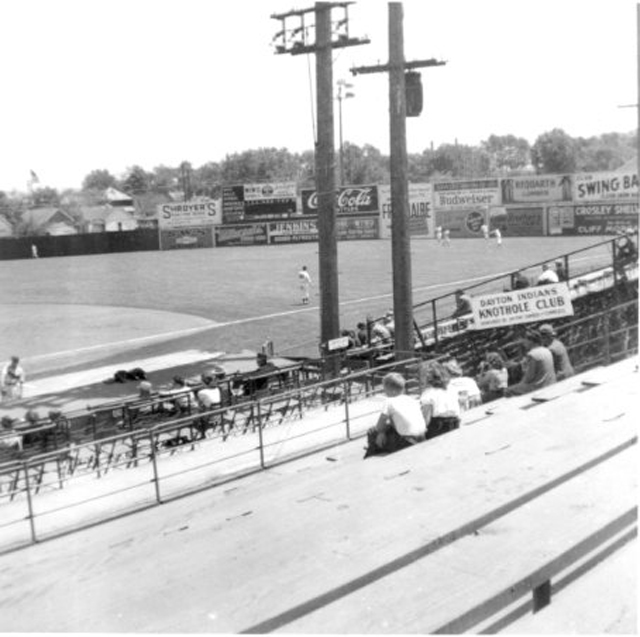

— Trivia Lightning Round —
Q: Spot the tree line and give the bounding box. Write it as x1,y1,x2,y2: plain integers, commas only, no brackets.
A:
1,128,636,222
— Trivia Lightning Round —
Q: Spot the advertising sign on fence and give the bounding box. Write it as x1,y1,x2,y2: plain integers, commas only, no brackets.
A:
221,186,245,223
470,283,574,330
269,220,318,243
221,183,297,222
500,175,572,204
338,216,379,240
157,200,220,228
573,171,639,203
378,183,434,238
547,203,638,235
160,226,214,250
435,208,487,238
547,205,575,235
433,179,500,210
268,216,379,243
505,206,544,236
243,182,297,217
301,185,379,215
215,224,268,247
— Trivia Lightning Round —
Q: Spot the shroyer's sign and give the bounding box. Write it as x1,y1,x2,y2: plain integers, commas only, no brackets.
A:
470,283,574,329
158,200,220,228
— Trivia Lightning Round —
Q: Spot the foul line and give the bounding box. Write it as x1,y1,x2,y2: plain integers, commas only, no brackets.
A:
26,253,605,362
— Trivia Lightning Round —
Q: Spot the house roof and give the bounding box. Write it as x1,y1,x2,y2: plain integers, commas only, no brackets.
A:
104,187,134,203
21,207,76,228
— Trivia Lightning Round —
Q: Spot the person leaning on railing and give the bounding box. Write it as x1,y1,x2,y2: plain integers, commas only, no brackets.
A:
452,289,472,318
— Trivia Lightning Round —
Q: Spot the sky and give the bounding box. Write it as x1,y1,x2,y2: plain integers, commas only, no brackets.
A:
0,0,638,192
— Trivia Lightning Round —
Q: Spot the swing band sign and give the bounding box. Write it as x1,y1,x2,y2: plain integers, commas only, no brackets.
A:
470,283,574,330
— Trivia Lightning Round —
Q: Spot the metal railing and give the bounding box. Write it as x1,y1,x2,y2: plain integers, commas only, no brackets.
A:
1,284,637,551
386,232,638,346
0,358,422,549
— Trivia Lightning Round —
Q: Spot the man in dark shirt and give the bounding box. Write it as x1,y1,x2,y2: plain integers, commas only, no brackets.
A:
356,322,368,347
555,260,568,282
452,289,472,318
505,330,556,396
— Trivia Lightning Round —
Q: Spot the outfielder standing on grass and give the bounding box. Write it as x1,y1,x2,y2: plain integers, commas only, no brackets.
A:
298,265,312,305
1,356,25,401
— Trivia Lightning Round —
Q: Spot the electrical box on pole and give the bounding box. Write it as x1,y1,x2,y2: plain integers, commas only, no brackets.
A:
405,71,423,117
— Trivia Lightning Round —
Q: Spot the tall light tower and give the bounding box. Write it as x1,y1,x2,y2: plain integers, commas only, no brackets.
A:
337,79,355,186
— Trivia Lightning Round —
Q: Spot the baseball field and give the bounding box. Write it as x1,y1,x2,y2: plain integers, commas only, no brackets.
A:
0,235,612,378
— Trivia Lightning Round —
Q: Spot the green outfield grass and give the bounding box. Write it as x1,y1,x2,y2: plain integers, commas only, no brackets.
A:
0,236,613,366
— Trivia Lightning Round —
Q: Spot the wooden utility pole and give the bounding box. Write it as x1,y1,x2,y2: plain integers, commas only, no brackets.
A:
388,3,412,357
315,4,339,351
271,3,369,367
352,2,445,360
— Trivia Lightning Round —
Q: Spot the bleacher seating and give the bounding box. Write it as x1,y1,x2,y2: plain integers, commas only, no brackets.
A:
1,237,637,512
1,356,635,632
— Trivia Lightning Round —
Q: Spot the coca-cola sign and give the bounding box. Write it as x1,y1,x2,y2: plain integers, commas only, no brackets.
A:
301,185,379,215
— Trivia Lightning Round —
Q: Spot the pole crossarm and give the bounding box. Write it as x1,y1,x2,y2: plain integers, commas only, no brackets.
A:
271,2,368,57
271,2,354,20
351,57,446,75
278,37,370,56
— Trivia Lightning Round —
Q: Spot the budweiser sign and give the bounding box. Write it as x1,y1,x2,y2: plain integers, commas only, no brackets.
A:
301,185,379,215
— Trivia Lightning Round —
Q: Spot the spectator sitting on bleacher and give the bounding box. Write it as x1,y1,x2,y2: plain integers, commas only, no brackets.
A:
452,289,472,318
0,416,23,452
383,311,395,337
555,260,568,282
24,408,40,427
443,359,482,410
614,233,638,280
370,319,391,344
363,372,426,458
505,330,556,396
476,351,509,403
197,375,222,410
356,322,368,347
138,381,153,399
340,329,358,349
536,264,559,286
538,324,574,380
249,353,278,393
419,361,461,439
159,376,194,412
512,272,530,290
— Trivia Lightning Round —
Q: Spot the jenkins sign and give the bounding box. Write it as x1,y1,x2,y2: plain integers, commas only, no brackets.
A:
301,185,379,215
